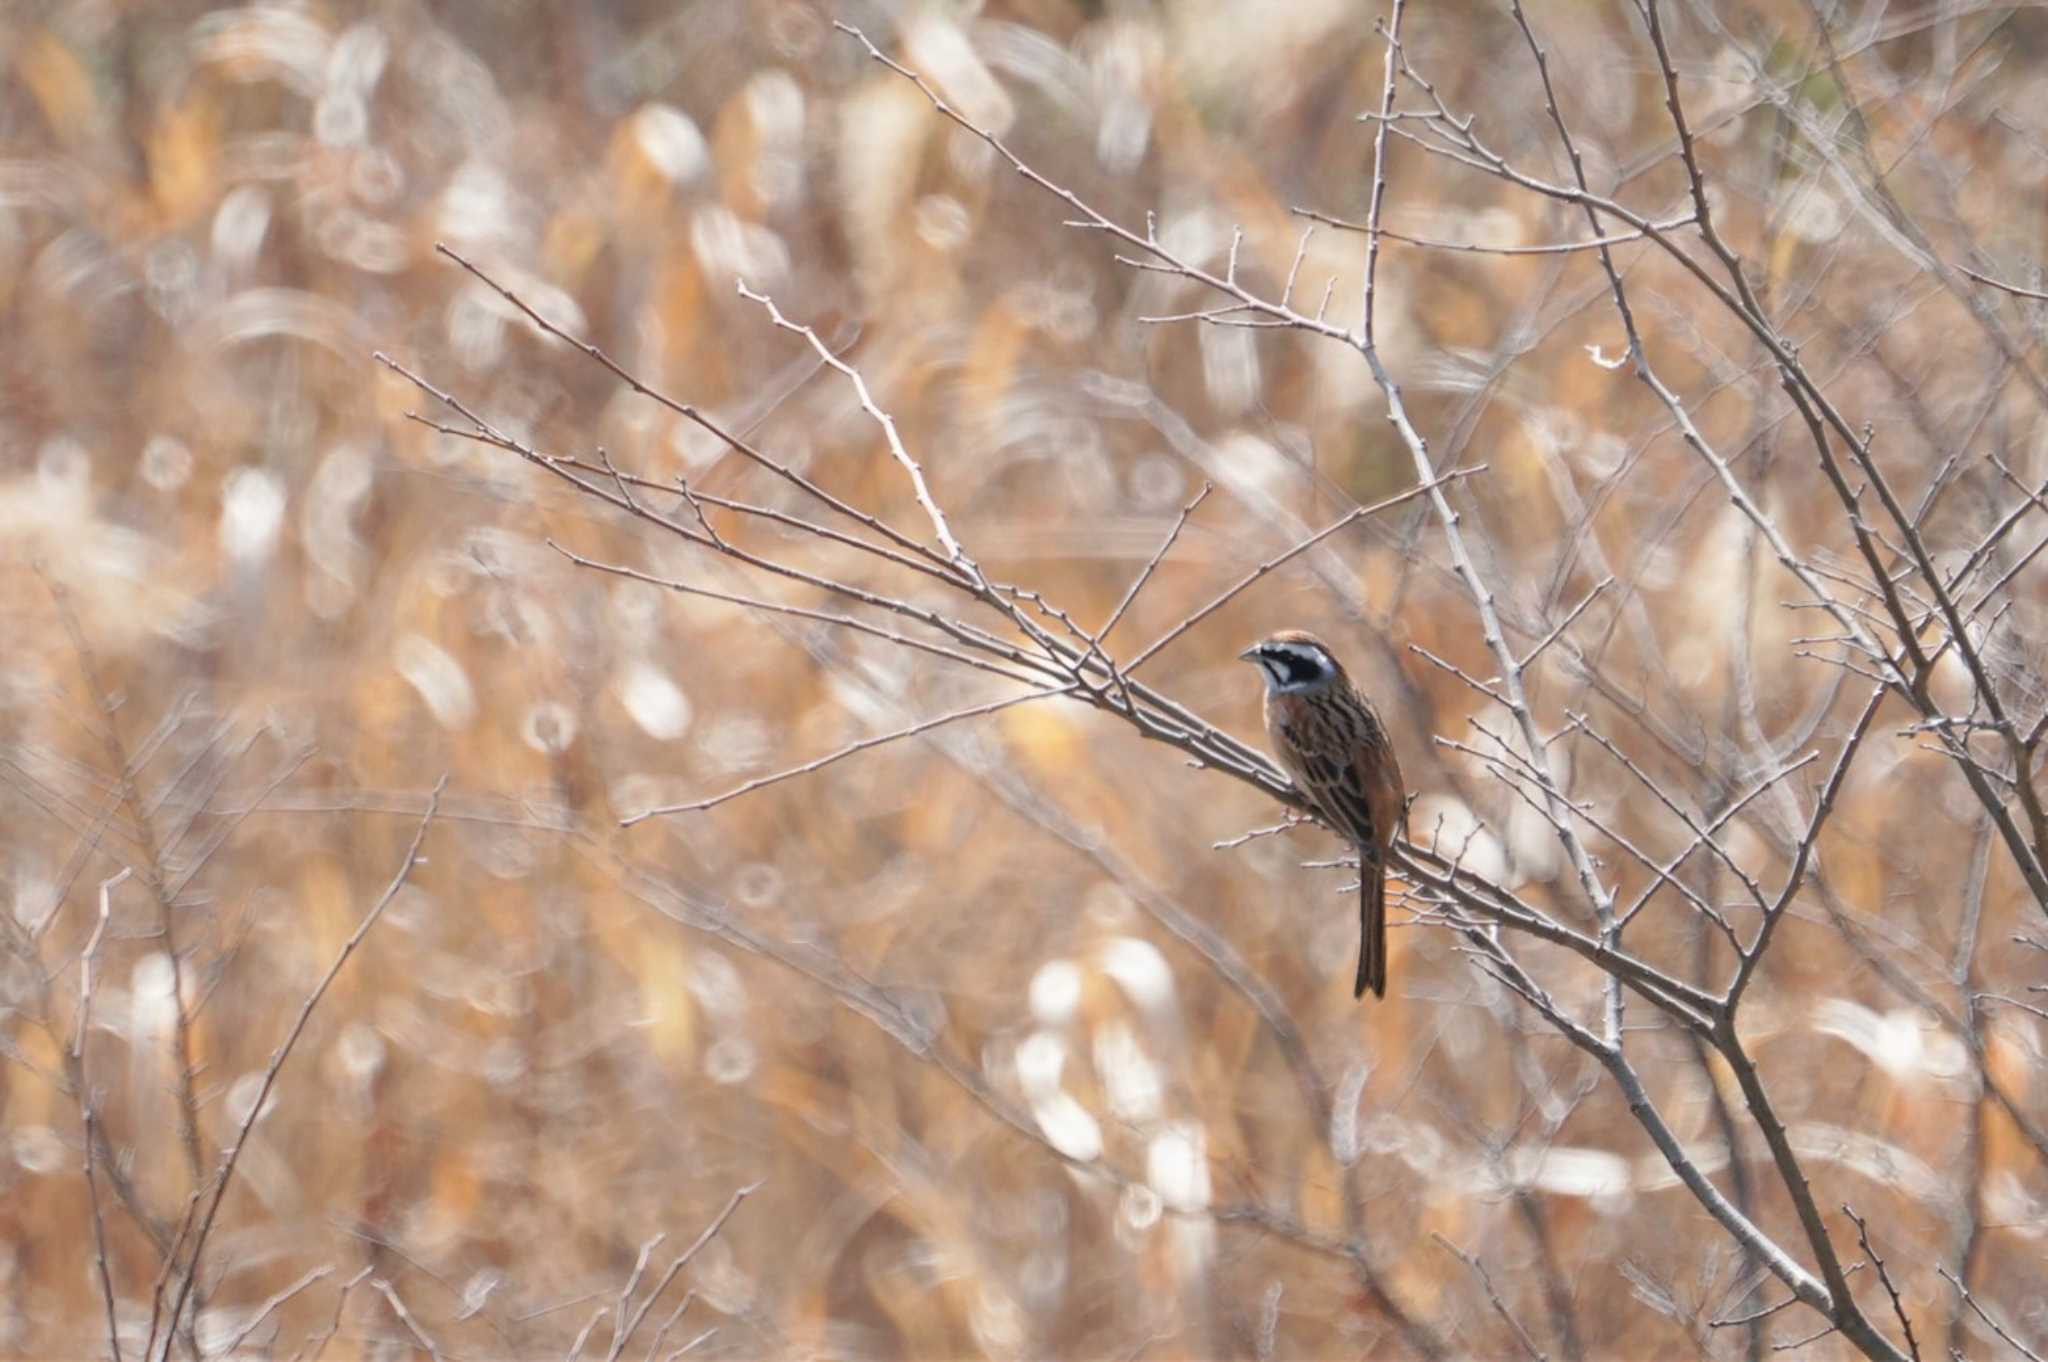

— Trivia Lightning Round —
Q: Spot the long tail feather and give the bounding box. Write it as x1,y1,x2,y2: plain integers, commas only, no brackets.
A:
1355,856,1387,999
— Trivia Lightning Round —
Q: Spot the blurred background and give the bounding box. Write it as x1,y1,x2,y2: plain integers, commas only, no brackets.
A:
3,0,2047,1357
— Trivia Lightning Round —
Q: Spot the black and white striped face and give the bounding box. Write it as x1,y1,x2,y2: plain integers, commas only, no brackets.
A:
1241,635,1339,694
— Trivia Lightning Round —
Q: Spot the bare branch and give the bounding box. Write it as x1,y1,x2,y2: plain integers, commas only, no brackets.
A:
1938,1265,2045,1362
76,866,132,1362
1432,1233,1548,1362
370,1277,442,1360
1122,469,1482,675
1089,481,1210,657
623,684,1075,823
1295,204,1696,255
605,1182,760,1362
219,1265,335,1356
1844,1205,1921,1362
430,244,954,573
1958,263,2048,303
735,281,971,569
154,778,446,1361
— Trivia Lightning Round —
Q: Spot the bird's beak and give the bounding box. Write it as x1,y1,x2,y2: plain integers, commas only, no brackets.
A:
1238,645,1260,662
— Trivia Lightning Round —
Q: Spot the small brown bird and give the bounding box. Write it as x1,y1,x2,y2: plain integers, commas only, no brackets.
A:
1240,631,1406,999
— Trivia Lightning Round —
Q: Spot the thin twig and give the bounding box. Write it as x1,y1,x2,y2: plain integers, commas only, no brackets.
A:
430,244,954,573
290,1266,373,1362
154,778,446,1361
1957,263,2048,302
623,685,1075,823
46,574,210,1193
1936,1265,2044,1362
605,1182,761,1362
220,1265,335,1355
371,1278,442,1360
77,866,132,1362
1844,1205,1920,1362
735,281,970,568
1121,469,1482,674
1296,205,1696,254
1088,482,1211,658
1431,1233,1548,1362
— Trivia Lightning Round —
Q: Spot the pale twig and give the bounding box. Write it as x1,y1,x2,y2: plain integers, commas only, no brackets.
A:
607,1235,666,1362
388,353,1098,716
371,1277,442,1360
46,574,209,1191
1406,643,1506,704
290,1266,373,1362
566,1305,610,1361
1618,751,1823,928
330,1221,516,1344
665,1326,718,1358
513,1291,607,1325
1957,264,2048,302
0,749,144,864
1431,1233,1548,1362
1395,844,1720,1027
1519,577,1614,671
1713,1292,1801,1329
26,785,127,940
219,1265,334,1355
1773,1323,1841,1352
154,778,446,1361
1089,481,1211,657
1843,1206,1920,1362
76,866,132,1362
1280,225,1314,305
735,281,968,568
639,1291,696,1362
1295,204,1695,255
429,244,951,572
1212,817,1303,851
1137,303,1277,327
164,743,314,900
605,1182,760,1362
1560,711,1770,915
143,1191,203,1361
544,541,1052,689
1073,482,1211,711
1729,685,1886,1003
1121,469,1482,675
624,685,1075,823
1978,992,2048,1024
1358,7,1625,1049
561,457,967,588
1937,1265,2044,1362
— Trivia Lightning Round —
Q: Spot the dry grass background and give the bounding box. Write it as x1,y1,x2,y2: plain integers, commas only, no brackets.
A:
3,0,2047,1358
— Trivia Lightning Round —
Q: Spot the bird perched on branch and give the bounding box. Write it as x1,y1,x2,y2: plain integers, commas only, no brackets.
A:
1241,631,1406,999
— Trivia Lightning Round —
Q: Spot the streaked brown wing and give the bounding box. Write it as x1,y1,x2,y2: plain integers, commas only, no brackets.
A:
1362,728,1405,858
1270,689,1403,856
1295,746,1378,848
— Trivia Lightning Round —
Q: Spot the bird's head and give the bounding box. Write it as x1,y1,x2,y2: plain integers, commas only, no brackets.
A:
1239,631,1343,695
